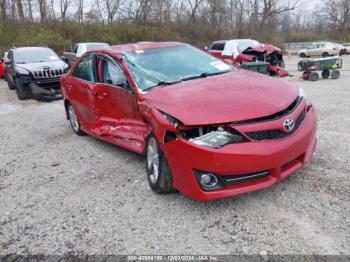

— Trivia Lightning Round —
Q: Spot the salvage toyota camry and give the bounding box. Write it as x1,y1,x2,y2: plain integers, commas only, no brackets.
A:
60,42,317,201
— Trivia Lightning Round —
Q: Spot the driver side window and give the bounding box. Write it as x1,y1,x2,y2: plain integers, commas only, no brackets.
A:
100,58,128,88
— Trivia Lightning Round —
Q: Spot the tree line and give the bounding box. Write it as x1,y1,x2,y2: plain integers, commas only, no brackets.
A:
0,0,349,53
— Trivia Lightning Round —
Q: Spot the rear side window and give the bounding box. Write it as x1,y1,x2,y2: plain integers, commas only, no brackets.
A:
72,55,96,82
103,60,126,86
210,43,225,51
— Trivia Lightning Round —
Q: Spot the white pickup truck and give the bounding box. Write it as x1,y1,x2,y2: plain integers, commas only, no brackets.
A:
62,42,110,65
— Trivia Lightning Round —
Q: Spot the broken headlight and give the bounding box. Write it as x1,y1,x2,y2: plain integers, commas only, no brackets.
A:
187,127,246,148
161,111,179,128
16,67,30,76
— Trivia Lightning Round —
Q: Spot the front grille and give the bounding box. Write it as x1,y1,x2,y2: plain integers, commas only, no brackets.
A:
246,110,306,141
232,96,302,125
33,69,63,79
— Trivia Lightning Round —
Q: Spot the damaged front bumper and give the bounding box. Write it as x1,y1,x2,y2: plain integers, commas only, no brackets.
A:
21,76,62,101
31,82,62,101
161,106,317,201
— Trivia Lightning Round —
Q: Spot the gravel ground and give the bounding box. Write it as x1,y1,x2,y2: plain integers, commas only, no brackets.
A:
0,56,349,256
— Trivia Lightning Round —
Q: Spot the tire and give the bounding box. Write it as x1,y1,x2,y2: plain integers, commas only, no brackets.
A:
322,52,329,58
309,72,319,81
298,61,304,71
331,70,340,79
15,78,31,100
7,77,15,90
67,103,85,136
277,59,285,68
299,53,306,58
302,72,310,80
322,69,330,79
146,134,174,194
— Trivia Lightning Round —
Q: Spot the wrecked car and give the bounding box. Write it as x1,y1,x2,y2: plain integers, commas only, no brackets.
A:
61,42,317,201
208,39,289,77
5,47,69,101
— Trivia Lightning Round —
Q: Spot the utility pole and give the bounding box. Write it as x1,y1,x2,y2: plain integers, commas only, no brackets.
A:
80,0,84,42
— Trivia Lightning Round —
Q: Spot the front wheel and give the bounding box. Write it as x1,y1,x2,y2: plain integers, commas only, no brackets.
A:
146,135,174,194
322,69,330,79
322,52,329,58
309,72,319,81
15,78,31,100
331,70,340,79
67,103,85,136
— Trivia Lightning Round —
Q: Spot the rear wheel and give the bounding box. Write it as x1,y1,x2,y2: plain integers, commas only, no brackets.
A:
322,69,330,79
146,135,174,194
322,52,329,58
67,103,85,136
309,72,319,81
300,53,306,58
331,70,340,79
15,78,31,100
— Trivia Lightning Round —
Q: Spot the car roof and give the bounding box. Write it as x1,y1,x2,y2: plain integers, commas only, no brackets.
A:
77,42,109,45
109,41,187,52
212,39,258,44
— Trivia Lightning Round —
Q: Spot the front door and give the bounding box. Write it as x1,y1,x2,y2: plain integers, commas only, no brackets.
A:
92,55,149,153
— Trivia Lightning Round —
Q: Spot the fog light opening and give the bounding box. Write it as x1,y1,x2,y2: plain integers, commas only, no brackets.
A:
200,173,218,188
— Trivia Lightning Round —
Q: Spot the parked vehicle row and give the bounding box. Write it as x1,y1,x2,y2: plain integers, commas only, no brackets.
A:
61,42,317,201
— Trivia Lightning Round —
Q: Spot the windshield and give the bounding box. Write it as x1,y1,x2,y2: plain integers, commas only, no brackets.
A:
123,45,234,91
14,48,60,64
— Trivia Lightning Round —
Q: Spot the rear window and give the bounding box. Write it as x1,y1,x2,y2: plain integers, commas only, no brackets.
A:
210,43,225,51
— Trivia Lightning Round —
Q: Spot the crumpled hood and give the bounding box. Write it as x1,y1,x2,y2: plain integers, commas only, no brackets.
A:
144,70,298,126
16,60,67,72
246,43,281,54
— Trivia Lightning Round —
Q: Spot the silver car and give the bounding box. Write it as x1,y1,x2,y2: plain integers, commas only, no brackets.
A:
299,42,339,58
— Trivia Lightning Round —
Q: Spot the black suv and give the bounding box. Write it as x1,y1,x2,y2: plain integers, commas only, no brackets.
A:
5,46,69,101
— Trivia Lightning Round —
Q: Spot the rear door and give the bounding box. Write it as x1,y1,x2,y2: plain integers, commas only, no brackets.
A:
66,54,99,129
92,55,149,152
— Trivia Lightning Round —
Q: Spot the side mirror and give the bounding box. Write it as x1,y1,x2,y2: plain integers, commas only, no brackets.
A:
116,75,127,87
204,46,208,51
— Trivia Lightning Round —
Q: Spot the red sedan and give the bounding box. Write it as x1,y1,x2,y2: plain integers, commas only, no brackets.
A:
60,42,317,201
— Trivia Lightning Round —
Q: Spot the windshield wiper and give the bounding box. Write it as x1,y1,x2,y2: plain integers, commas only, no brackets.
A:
143,80,182,92
181,71,230,82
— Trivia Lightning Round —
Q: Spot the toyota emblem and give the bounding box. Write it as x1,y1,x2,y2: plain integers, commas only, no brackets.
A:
283,119,295,132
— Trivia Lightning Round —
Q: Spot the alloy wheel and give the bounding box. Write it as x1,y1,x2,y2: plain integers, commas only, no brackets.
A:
147,137,160,184
68,105,79,132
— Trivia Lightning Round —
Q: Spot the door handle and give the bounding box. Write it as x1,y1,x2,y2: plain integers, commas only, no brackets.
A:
94,91,108,98
66,84,73,90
